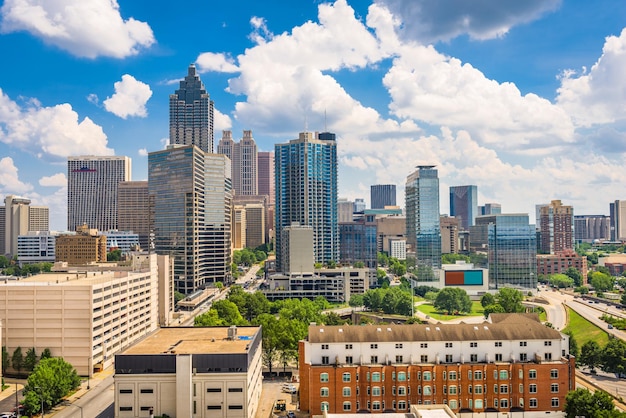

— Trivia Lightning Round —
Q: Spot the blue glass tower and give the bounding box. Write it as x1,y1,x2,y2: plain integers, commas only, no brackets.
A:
450,185,478,231
275,132,338,272
405,166,441,276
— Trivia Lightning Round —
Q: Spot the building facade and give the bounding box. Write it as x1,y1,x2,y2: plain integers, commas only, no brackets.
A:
257,151,275,205
217,130,258,196
371,184,396,209
536,251,588,283
67,156,131,232
169,64,214,153
574,215,610,243
17,231,57,264
114,326,262,418
610,200,626,241
339,214,377,268
117,181,150,250
440,216,459,254
3,195,49,256
539,200,574,254
243,203,265,249
299,314,574,416
405,166,441,273
338,198,354,223
449,185,478,231
149,145,232,293
56,225,107,265
275,132,338,272
479,203,502,216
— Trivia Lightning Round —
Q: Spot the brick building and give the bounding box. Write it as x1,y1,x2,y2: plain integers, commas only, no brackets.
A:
55,224,107,265
536,250,588,284
299,314,574,416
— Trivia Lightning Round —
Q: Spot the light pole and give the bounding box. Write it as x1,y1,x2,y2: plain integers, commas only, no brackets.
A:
73,404,84,418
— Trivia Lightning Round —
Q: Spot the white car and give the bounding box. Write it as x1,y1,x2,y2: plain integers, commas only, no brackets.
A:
0,413,16,418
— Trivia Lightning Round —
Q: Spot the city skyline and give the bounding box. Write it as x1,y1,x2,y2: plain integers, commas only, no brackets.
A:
1,1,626,230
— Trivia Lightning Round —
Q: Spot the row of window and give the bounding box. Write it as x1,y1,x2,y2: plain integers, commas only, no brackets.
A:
319,383,559,397
120,387,243,395
331,341,557,350
335,352,555,365
318,397,559,412
119,405,244,412
321,369,558,382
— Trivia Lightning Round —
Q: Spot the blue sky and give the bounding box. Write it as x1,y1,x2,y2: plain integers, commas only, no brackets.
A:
1,0,626,230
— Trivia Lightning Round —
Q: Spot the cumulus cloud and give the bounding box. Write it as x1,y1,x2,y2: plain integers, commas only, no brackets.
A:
374,0,561,44
214,108,232,132
196,52,239,73
103,74,152,119
0,157,33,194
249,16,274,44
39,172,67,187
556,28,626,127
87,93,99,105
138,148,148,157
0,0,155,59
0,88,113,158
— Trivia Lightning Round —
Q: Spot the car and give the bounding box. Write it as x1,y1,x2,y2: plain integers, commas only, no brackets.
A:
609,324,614,329
283,385,297,393
287,412,297,418
0,413,16,418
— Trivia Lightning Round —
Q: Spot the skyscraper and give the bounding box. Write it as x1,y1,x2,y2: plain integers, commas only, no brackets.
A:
67,156,131,232
479,203,502,215
574,215,610,243
117,181,150,250
275,132,338,271
610,200,626,241
2,195,49,256
405,166,441,274
449,185,478,231
149,145,232,293
539,200,574,254
217,130,258,196
257,151,275,205
169,64,214,153
370,184,396,209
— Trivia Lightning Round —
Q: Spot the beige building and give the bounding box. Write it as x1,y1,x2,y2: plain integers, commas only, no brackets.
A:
440,215,460,254
376,216,405,254
1,195,49,256
0,253,172,376
243,203,265,249
281,223,314,274
233,206,246,250
117,181,150,250
114,326,262,418
56,225,107,265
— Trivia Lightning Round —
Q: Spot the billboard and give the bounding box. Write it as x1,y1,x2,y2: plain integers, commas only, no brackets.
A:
444,270,483,286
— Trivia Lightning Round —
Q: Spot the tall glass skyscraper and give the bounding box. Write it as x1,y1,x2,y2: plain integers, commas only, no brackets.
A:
370,184,396,209
449,185,478,231
275,132,338,271
475,214,537,290
405,166,441,275
149,145,232,293
169,64,214,153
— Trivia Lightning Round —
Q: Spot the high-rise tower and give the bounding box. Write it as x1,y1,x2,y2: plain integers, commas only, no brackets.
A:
405,166,441,275
449,185,478,231
370,184,396,209
169,64,214,153
217,130,258,196
275,132,338,271
67,156,131,232
539,200,574,254
117,181,150,250
257,151,275,205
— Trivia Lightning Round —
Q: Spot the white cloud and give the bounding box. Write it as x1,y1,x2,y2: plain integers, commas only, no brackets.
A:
249,16,274,44
39,172,67,187
87,93,99,105
103,74,152,119
556,28,626,127
196,52,239,73
0,88,113,158
214,108,232,132
138,148,148,157
0,0,155,58
0,157,33,194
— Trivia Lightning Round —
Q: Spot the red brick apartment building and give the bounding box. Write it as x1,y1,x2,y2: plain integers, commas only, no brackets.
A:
536,250,588,283
299,314,575,416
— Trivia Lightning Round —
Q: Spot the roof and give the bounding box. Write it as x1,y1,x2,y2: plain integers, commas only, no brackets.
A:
122,326,261,355
308,314,561,343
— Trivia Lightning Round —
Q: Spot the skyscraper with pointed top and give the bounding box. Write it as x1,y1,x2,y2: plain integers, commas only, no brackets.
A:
169,64,214,152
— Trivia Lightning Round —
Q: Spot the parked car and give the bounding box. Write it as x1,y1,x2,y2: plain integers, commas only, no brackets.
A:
287,412,297,418
0,413,16,418
608,324,614,329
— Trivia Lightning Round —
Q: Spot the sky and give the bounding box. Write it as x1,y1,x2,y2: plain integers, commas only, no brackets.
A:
1,0,626,231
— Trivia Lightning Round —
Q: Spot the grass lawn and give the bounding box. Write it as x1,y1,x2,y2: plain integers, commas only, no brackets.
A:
416,301,484,321
562,307,609,348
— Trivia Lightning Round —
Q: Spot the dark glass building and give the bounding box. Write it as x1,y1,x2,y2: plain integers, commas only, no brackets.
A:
449,185,478,231
370,184,396,209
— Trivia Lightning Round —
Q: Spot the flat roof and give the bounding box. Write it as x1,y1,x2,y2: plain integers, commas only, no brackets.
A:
122,326,261,355
0,271,134,286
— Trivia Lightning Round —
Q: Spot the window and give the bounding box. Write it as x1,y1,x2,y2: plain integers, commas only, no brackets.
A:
449,371,457,380
530,399,538,408
443,371,447,380
372,401,381,410
321,344,329,349
343,387,351,397
321,373,329,382
469,370,473,380
551,369,559,379
529,369,537,379
519,369,523,379
449,400,457,409
552,398,559,408
475,399,483,409
228,405,243,410
372,372,381,382
529,384,537,393
494,399,499,408
228,388,243,392
551,383,559,393
424,386,432,395
423,372,431,381
470,354,478,362
500,399,509,408
500,385,508,394
321,402,329,411
206,388,221,393
519,353,527,361
495,354,502,361
470,342,478,347
371,356,378,364
495,341,502,347
371,343,378,349
396,343,403,349
321,387,329,397
322,356,329,365
421,355,429,363
420,343,428,348
140,388,153,394
372,386,381,396
345,344,353,349
446,342,453,348
343,373,351,382
120,389,133,394
446,354,453,363
343,402,351,411
396,355,404,363
398,371,406,381
499,370,508,379
545,352,552,360
545,341,552,346
207,405,221,410
494,384,498,394
398,386,406,395
519,384,523,393
398,400,407,410
520,341,527,347
474,371,483,380
346,356,353,364
119,407,132,411
449,386,457,395
474,385,483,394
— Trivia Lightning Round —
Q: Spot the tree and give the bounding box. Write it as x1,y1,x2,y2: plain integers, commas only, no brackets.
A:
434,287,472,314
12,346,24,376
391,262,406,277
349,294,364,307
174,291,185,304
579,340,602,372
496,288,524,313
565,388,619,418
621,292,626,307
549,273,574,288
483,303,505,318
322,312,348,325
24,347,38,372
563,330,579,360
22,357,81,415
107,249,122,261
377,252,389,267
565,267,584,287
590,271,614,292
600,338,626,375
40,348,52,360
212,300,247,325
353,261,365,268
480,293,495,308
194,309,224,326
441,253,470,264
414,286,439,297
363,289,383,311
2,346,9,375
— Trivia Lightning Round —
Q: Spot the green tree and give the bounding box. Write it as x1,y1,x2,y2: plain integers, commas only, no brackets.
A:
496,288,524,313
363,289,383,311
174,291,185,304
621,292,626,307
600,338,626,375
22,357,81,415
326,260,337,269
377,252,389,267
579,340,602,372
549,273,574,288
423,291,438,302
434,287,472,314
565,388,621,418
575,286,589,294
414,286,439,297
2,346,9,375
483,303,505,318
590,271,614,293
0,255,9,268
380,287,413,316
480,293,495,308
212,300,247,325
349,294,364,307
563,330,579,360
565,267,584,287
322,312,348,325
107,249,122,261
12,346,24,376
391,262,407,277
24,347,38,372
441,253,470,264
313,296,331,311
194,309,224,326
40,348,51,360
353,261,365,268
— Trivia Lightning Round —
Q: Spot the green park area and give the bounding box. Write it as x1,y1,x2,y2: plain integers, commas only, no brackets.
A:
563,307,609,348
416,301,484,321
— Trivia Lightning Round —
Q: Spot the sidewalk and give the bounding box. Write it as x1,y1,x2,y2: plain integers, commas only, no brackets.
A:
0,380,24,402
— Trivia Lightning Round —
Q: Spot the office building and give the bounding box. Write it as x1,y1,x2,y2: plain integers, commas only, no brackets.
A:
217,130,258,196
67,156,131,232
610,200,626,241
537,251,588,282
232,205,246,250
574,215,610,243
149,145,232,293
440,215,459,254
354,198,366,213
17,231,57,264
370,184,396,209
475,214,537,290
405,166,441,274
376,216,406,255
449,185,478,231
299,314,574,416
243,203,265,249
0,253,170,377
169,64,214,153
439,261,489,296
275,132,338,271
539,200,574,254
280,223,315,275
56,225,107,265
339,213,377,268
2,195,49,256
338,198,354,223
114,326,262,418
389,239,406,261
102,230,140,253
117,181,150,250
257,151,275,205
479,203,501,215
